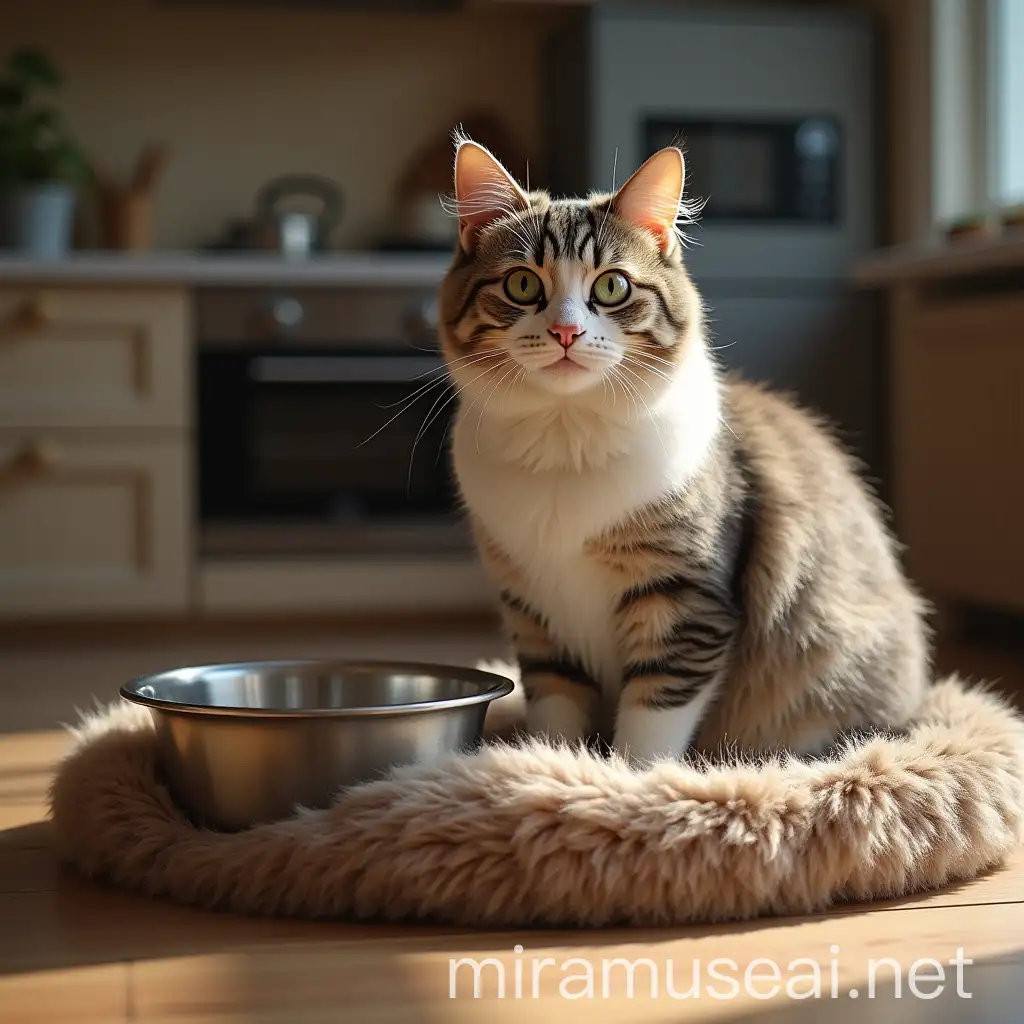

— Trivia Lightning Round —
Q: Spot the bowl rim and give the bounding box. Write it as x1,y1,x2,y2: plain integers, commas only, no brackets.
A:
118,659,516,719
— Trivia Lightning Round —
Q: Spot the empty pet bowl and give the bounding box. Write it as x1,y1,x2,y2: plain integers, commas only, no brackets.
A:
120,660,514,830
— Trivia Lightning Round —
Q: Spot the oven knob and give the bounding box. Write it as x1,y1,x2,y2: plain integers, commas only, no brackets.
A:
270,296,305,331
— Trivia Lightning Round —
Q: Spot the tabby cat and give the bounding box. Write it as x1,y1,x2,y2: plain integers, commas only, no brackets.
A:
438,138,929,763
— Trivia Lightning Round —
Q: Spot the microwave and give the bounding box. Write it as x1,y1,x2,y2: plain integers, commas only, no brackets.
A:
644,115,843,224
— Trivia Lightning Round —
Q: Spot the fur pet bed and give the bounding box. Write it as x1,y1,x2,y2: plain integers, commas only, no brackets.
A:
49,671,1024,927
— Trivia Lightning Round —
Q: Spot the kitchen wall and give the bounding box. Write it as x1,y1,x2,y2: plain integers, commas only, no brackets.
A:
3,0,929,250
2,0,568,249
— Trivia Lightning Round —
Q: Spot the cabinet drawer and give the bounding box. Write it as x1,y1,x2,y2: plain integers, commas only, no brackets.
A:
0,287,189,428
0,436,190,616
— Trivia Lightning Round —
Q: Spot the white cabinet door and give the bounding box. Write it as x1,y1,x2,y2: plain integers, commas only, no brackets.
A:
0,287,189,429
0,436,190,616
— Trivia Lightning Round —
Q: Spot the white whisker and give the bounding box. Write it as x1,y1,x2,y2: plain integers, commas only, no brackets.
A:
621,353,675,386
471,359,520,455
407,355,509,487
378,349,502,412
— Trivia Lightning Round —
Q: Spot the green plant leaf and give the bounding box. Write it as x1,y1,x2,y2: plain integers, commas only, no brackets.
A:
49,138,88,182
0,81,23,108
0,49,83,186
8,48,61,90
28,107,60,134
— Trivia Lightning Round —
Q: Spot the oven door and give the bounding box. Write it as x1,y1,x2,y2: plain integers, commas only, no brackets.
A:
198,347,467,556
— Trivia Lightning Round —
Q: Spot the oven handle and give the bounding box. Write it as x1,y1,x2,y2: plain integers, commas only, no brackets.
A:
248,355,446,383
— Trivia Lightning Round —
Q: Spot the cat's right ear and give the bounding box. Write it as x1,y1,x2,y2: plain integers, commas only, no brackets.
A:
612,147,685,254
453,140,528,251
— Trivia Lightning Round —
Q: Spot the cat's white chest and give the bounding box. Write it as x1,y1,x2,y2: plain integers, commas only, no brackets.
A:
468,463,625,689
454,423,677,693
453,365,719,697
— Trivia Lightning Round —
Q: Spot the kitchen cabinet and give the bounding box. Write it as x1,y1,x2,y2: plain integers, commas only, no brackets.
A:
0,436,190,615
0,282,191,617
889,285,1024,613
0,254,481,621
0,287,189,429
857,234,1024,617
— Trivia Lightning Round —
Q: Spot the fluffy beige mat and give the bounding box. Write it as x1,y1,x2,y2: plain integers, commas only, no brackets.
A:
49,673,1024,927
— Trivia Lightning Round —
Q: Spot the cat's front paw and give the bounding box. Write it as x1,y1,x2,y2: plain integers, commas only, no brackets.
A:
526,694,590,746
613,703,693,766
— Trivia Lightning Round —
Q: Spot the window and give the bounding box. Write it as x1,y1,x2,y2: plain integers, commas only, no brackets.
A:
931,0,1024,225
993,0,1024,206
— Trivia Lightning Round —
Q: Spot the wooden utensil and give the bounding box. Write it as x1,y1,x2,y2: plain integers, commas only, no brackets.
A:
95,142,169,250
131,143,168,194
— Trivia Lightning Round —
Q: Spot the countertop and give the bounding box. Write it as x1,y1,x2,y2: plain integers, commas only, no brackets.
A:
10,238,1022,290
854,230,1024,287
0,250,454,287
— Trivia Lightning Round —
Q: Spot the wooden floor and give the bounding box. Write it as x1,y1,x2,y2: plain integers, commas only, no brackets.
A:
3,621,1024,1022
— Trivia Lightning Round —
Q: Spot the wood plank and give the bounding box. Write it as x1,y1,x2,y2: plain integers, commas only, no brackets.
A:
0,882,469,976
0,964,128,1023
0,821,50,852
0,730,71,773
0,733,64,831
0,804,48,831
129,902,1024,1022
0,846,62,895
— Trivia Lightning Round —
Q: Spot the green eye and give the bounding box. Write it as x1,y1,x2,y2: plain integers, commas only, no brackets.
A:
592,270,631,307
503,268,544,305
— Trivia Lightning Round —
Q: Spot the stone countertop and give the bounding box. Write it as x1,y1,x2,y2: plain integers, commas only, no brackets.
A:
0,250,454,287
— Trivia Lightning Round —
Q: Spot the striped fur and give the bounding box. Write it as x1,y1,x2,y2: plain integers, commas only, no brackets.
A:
439,141,929,764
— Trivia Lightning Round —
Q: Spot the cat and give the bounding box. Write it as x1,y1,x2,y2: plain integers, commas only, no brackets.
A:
437,136,929,763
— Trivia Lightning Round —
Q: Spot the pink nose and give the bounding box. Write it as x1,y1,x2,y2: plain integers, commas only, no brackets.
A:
548,323,584,349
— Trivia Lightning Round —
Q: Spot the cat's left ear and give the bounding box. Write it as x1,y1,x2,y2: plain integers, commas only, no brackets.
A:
453,140,529,251
613,147,685,254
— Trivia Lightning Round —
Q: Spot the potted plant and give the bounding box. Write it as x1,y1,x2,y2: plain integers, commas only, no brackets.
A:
0,48,87,258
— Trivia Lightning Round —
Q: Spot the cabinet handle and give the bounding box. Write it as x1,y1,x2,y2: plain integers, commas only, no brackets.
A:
17,296,55,330
3,439,62,476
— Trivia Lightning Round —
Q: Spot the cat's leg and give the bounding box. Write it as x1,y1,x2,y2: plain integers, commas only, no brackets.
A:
499,592,599,745
614,678,724,764
613,586,738,765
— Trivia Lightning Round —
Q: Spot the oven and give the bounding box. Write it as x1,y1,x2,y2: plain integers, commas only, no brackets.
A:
196,286,467,558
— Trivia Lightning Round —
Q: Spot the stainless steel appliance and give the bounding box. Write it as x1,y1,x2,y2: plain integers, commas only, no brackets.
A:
204,175,343,254
196,285,466,558
547,2,884,477
251,175,343,258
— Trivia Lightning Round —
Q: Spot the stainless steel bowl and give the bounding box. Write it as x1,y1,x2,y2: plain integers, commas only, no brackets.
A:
120,660,514,831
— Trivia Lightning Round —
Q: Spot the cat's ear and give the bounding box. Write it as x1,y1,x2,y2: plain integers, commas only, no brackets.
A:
612,147,685,254
453,140,529,251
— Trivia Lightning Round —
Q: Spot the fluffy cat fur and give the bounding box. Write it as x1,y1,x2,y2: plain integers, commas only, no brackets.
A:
438,138,929,763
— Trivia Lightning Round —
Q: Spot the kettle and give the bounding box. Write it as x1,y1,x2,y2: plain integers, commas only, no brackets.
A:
251,175,343,257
